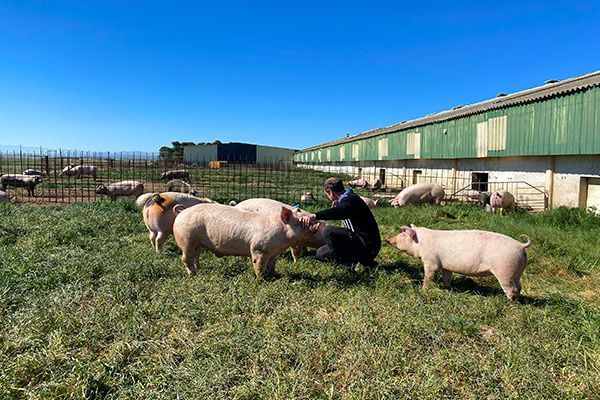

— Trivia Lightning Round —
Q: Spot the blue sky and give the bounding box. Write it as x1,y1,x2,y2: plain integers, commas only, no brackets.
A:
0,1,599,153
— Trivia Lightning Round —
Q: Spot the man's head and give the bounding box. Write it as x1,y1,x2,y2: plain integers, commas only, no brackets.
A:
324,177,345,202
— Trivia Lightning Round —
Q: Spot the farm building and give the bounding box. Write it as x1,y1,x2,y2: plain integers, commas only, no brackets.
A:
184,142,296,164
294,70,600,211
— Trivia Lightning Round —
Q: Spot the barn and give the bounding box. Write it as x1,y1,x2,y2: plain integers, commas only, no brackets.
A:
294,70,600,211
184,142,297,164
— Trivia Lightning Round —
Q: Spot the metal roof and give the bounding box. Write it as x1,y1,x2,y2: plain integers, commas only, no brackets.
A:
303,70,600,151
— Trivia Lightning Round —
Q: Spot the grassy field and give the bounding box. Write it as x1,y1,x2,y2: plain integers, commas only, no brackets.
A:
0,201,598,399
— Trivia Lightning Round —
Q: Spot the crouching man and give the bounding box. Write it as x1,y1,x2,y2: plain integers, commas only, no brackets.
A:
300,177,381,268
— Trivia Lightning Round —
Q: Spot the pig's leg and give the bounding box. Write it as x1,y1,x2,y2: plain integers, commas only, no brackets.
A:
182,244,202,276
422,262,439,289
149,231,157,251
265,256,277,276
496,276,520,301
290,246,299,263
155,231,167,252
441,269,453,289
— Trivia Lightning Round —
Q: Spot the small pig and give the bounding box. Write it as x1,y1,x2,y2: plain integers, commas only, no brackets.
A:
490,190,515,215
166,179,197,195
0,190,12,203
143,192,215,252
234,198,327,262
300,191,316,204
60,164,98,180
360,196,380,208
387,225,531,300
1,174,42,196
348,178,370,189
160,170,189,182
389,183,444,207
22,169,43,176
95,180,144,201
172,203,322,278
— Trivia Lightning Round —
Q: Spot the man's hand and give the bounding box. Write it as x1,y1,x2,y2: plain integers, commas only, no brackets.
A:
300,213,316,228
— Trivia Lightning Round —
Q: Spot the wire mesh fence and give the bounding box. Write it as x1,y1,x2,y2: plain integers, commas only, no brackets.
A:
0,149,346,206
0,148,547,210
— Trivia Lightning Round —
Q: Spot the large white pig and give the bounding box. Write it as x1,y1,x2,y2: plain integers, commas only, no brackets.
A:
234,198,327,262
389,183,445,207
387,225,531,300
490,190,515,215
172,203,322,278
142,192,216,252
95,180,144,201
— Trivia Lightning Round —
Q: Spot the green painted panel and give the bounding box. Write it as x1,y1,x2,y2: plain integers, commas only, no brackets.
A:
296,87,600,163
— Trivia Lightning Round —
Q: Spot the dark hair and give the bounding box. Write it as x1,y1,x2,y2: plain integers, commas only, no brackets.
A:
324,177,345,193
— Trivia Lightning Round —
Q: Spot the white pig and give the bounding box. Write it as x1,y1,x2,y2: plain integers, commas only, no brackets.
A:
172,203,321,278
95,180,144,201
360,196,380,208
234,198,327,262
142,192,216,252
490,190,515,215
389,183,445,207
387,225,531,300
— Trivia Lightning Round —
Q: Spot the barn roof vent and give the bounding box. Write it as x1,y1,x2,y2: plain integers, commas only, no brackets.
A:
452,105,464,110
496,93,507,97
545,79,560,84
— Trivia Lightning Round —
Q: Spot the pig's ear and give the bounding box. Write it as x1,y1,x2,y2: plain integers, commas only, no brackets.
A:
280,207,293,224
173,204,186,215
403,227,417,242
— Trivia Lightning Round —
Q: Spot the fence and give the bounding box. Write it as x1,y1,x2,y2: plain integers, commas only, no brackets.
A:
0,150,341,206
0,149,548,210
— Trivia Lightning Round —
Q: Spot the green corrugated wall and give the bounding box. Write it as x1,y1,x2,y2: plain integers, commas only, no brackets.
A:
295,86,600,162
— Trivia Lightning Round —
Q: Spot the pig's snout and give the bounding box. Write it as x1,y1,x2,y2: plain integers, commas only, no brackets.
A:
387,236,397,244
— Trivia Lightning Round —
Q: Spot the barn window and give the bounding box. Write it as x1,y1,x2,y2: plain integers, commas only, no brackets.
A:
318,150,322,161
326,149,331,161
352,144,359,160
406,133,421,158
488,116,507,151
378,138,389,160
476,122,488,158
311,151,315,161
471,172,489,191
339,147,345,160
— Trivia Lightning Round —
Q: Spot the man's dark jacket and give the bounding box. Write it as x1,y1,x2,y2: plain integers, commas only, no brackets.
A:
314,190,381,252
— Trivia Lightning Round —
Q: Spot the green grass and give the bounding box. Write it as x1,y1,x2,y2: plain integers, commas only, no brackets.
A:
0,201,598,399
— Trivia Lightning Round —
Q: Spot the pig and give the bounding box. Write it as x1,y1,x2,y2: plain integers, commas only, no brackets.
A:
22,169,43,176
234,198,327,262
490,190,515,215
466,190,491,208
60,164,98,180
166,179,197,195
160,169,189,182
0,174,42,196
300,191,316,204
389,183,445,207
172,203,322,278
95,180,144,201
360,196,380,208
348,178,370,189
0,190,12,203
387,225,531,300
142,192,215,252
